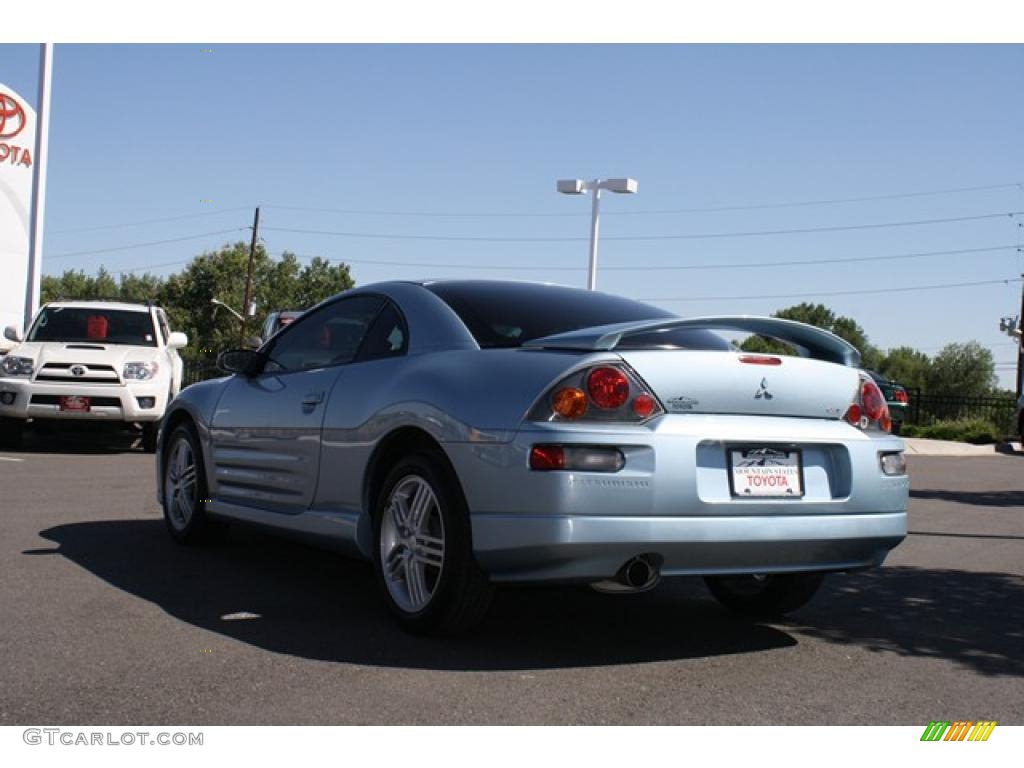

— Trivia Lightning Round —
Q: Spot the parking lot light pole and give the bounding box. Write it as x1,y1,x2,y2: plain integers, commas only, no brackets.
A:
557,178,638,291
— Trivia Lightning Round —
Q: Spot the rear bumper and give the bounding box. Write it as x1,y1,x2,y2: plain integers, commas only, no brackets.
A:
447,413,910,583
0,377,168,422
472,511,906,582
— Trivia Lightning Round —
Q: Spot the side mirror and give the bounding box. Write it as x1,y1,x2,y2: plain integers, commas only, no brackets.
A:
4,325,22,343
167,331,188,350
217,348,263,376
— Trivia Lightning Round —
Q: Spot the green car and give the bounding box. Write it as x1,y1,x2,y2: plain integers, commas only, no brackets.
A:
868,370,909,434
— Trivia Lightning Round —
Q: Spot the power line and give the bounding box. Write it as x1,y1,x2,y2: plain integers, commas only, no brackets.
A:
639,277,1024,303
307,243,1018,272
106,242,1018,277
49,207,252,234
262,182,1023,218
261,211,1023,243
45,228,248,260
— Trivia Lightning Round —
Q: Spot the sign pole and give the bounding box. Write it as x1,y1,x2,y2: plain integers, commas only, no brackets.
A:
24,43,52,331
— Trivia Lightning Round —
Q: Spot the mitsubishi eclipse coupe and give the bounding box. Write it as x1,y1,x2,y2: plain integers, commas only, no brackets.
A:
156,280,909,634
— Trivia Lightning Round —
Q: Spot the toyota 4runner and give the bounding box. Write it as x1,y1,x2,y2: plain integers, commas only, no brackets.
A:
0,301,188,452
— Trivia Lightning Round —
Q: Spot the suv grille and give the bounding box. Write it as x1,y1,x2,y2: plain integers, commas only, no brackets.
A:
35,363,121,385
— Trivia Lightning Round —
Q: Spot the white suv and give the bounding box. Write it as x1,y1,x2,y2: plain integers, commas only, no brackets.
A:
0,301,188,451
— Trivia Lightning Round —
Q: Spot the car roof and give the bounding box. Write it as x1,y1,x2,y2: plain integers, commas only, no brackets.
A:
45,301,153,313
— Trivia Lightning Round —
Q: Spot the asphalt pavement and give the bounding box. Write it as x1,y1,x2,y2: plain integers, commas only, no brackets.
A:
0,432,1021,725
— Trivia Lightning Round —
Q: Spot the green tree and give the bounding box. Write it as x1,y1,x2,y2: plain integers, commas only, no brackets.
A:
876,346,931,392
160,242,355,363
925,342,997,398
740,302,881,367
40,243,355,365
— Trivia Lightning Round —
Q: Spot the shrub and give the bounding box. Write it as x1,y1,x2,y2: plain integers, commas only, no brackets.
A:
903,418,1002,445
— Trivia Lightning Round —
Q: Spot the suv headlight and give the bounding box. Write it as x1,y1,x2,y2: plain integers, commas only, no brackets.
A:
124,361,159,381
1,356,34,376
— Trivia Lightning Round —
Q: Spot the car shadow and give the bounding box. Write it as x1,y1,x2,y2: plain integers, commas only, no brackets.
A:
910,489,1024,507
32,521,1024,675
34,519,795,670
10,424,145,455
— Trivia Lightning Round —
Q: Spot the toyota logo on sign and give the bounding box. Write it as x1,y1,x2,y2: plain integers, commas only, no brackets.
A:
0,93,26,139
70,365,87,377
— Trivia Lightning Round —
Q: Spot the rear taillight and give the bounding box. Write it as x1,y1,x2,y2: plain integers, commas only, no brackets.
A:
529,363,664,423
845,375,892,432
861,379,887,421
587,367,630,409
894,389,908,404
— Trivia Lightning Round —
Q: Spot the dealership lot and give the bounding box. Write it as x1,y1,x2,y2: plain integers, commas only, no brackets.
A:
0,436,1021,725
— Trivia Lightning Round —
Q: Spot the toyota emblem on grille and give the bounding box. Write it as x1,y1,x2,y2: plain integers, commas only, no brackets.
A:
70,365,87,377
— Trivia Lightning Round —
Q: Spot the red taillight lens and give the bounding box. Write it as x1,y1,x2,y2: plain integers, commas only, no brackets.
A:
529,445,565,470
738,355,783,365
632,393,656,418
894,389,908,404
861,380,887,422
845,403,862,426
587,367,630,409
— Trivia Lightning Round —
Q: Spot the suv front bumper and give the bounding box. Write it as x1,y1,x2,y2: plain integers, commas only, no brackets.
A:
0,377,169,423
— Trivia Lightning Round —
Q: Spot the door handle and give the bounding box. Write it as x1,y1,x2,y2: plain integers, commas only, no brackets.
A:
301,392,324,406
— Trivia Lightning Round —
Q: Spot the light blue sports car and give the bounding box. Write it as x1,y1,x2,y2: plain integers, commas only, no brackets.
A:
156,280,909,634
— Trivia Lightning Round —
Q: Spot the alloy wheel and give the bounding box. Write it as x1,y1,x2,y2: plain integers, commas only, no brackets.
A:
379,475,446,613
165,437,198,531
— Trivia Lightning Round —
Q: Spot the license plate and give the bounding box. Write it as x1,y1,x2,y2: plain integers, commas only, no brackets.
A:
58,396,91,413
729,447,803,498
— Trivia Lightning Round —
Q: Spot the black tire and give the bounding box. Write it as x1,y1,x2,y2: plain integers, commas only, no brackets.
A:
141,423,158,453
161,423,218,544
372,451,493,635
890,420,902,436
704,572,825,618
0,417,24,450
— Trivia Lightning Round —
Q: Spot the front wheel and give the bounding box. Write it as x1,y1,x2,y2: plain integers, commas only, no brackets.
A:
161,424,217,544
372,452,493,635
704,572,825,618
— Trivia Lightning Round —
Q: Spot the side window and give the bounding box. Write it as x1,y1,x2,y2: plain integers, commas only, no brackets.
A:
356,302,408,362
263,296,384,373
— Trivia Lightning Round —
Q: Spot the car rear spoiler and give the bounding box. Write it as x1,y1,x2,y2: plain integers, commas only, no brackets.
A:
522,315,862,367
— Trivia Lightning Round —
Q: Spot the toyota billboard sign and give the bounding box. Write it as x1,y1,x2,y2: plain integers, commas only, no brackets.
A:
0,83,36,348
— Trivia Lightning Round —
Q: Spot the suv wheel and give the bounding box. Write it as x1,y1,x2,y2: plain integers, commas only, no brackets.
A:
0,417,24,450
704,572,825,618
141,423,158,453
372,452,493,634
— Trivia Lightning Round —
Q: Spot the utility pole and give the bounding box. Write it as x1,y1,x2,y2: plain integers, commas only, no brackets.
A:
240,206,260,347
23,43,53,331
1017,272,1024,398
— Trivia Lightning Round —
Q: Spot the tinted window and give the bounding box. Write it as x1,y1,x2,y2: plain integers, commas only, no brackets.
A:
28,307,157,347
264,296,384,373
356,302,408,361
425,281,675,349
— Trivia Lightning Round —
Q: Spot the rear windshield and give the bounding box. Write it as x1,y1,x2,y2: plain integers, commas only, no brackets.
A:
28,307,157,347
425,281,729,350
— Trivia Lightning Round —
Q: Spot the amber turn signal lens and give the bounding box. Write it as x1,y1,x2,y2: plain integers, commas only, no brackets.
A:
552,387,587,419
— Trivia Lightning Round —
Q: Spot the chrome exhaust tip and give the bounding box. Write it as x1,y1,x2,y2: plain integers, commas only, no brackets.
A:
590,554,662,594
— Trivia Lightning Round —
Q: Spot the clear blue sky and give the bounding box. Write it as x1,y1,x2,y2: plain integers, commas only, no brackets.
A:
2,44,1022,384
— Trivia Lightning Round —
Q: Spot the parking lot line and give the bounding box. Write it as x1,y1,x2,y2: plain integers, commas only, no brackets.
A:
0,456,25,462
